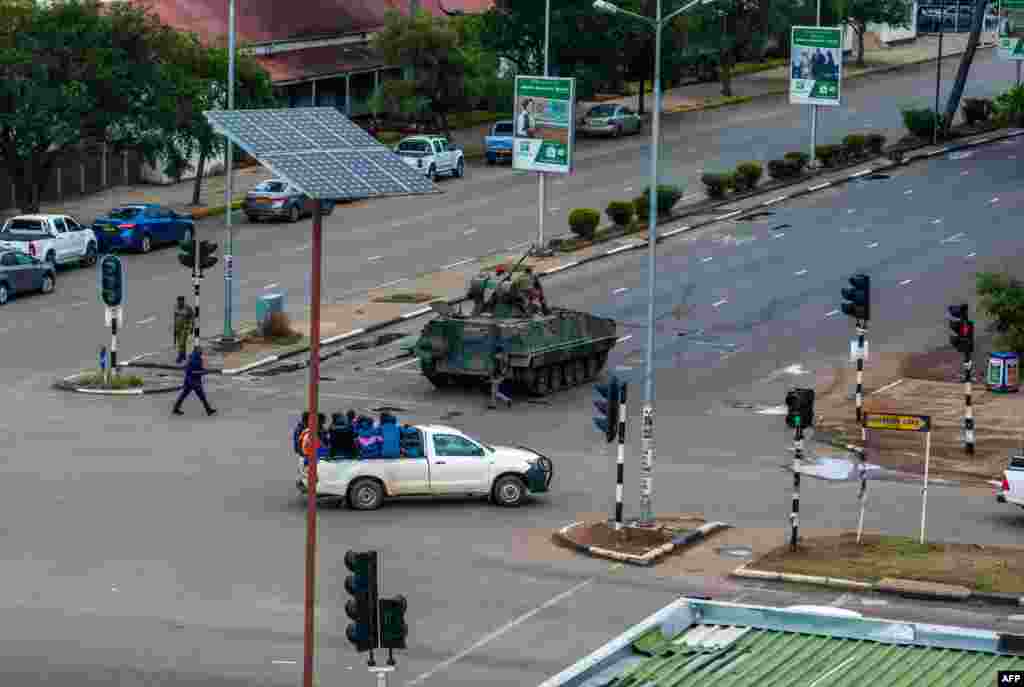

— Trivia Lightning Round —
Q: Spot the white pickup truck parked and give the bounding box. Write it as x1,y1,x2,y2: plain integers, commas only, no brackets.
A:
995,453,1024,509
0,214,99,268
394,136,465,181
297,423,552,510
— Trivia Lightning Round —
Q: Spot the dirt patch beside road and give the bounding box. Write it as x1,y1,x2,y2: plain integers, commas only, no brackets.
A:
752,532,1024,594
813,350,1024,486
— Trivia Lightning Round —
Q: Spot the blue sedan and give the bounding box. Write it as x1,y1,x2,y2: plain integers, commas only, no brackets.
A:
92,204,194,254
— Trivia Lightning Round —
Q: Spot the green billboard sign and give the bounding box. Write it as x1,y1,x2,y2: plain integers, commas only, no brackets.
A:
790,26,843,107
513,76,575,174
1000,0,1024,60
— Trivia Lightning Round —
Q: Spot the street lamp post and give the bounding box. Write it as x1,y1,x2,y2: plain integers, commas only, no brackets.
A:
538,0,552,255
594,0,714,526
221,0,239,349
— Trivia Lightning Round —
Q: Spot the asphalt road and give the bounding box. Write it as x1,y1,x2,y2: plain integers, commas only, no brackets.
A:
2,50,1017,389
3,128,1024,685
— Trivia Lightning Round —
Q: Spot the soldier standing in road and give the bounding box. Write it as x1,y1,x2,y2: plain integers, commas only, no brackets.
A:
172,346,217,416
488,343,512,410
172,296,195,364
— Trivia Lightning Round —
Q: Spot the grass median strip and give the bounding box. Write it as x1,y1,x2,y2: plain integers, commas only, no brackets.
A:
751,533,1024,594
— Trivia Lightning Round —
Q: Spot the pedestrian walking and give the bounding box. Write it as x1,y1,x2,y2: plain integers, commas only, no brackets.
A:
488,344,512,410
172,346,217,416
172,296,195,364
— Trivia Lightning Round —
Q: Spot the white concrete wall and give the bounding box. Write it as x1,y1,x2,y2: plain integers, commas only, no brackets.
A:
141,149,227,186
843,2,919,51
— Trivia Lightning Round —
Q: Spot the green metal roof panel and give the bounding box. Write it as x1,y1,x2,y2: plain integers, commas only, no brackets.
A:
608,626,1024,687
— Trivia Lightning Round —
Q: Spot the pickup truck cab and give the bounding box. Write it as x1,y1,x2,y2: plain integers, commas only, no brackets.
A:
297,423,552,510
996,453,1024,508
0,214,98,268
484,120,514,165
394,136,465,182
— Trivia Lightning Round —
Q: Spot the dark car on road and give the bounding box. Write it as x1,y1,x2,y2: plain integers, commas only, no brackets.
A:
92,204,194,254
243,179,335,223
0,249,56,305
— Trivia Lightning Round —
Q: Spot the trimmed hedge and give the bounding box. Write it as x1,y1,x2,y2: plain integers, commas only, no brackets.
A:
734,161,763,191
768,159,800,180
842,133,867,158
865,133,886,155
815,144,842,167
568,208,600,239
634,184,685,217
901,107,942,139
962,98,994,125
784,151,810,171
605,200,635,226
701,172,732,198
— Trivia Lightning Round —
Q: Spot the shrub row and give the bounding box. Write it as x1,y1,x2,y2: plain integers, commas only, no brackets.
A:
814,133,886,168
568,185,686,239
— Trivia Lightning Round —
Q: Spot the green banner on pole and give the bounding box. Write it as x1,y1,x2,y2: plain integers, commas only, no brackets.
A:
513,76,575,174
1000,0,1024,60
790,26,843,107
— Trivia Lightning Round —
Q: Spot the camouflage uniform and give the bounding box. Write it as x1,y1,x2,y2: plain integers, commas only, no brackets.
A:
172,299,195,363
488,343,512,409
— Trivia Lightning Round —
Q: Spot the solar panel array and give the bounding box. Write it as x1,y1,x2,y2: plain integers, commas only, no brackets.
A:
204,107,438,201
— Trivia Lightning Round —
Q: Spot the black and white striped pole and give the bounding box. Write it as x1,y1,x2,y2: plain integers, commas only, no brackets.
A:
615,383,628,529
791,422,803,552
841,274,871,432
852,444,868,543
948,305,975,455
193,232,201,350
855,324,866,429
964,359,975,455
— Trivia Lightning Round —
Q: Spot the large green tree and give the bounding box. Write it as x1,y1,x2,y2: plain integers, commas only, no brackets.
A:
832,0,912,66
978,271,1024,354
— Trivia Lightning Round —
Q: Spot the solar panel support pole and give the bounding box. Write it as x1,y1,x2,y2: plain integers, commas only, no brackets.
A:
221,0,238,348
302,202,324,687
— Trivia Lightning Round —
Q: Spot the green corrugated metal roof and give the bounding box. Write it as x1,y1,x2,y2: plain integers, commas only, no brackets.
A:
611,624,1024,687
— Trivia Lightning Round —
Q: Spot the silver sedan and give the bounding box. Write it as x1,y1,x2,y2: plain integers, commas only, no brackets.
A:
579,104,643,138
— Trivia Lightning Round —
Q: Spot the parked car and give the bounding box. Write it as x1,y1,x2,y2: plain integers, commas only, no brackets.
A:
579,104,642,138
243,179,335,223
0,214,97,268
996,453,1024,509
394,136,465,181
0,249,56,305
484,120,515,165
297,423,553,510
91,204,194,254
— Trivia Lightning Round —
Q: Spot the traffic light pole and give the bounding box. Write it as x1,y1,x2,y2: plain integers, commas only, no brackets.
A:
614,385,627,531
790,423,804,552
192,234,201,351
964,359,975,455
852,444,868,543
109,314,118,384
302,203,324,687
855,323,866,436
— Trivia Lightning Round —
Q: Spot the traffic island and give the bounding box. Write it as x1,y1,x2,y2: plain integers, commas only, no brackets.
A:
554,515,730,567
54,368,181,395
733,532,1024,604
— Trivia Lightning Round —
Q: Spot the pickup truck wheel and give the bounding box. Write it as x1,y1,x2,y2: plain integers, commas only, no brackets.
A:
140,234,152,254
82,243,97,266
492,475,527,507
348,478,385,511
0,282,8,305
45,251,56,268
428,164,438,182
613,125,622,138
454,158,465,178
40,273,55,294
288,206,300,223
486,157,495,166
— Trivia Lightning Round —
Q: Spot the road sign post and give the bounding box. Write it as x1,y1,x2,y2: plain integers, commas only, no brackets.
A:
99,255,125,385
862,412,932,543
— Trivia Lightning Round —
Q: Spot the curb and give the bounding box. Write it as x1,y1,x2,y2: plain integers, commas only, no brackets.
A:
152,125,1024,380
52,375,181,396
730,565,1022,603
553,521,730,567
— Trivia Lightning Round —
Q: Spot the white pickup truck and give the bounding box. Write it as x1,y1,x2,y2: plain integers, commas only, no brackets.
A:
394,136,465,181
995,454,1024,509
296,424,552,510
0,214,99,268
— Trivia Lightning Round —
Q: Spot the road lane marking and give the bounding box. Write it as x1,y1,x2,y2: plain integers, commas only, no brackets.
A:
322,328,366,345
825,309,840,317
904,189,913,195
663,226,690,237
507,241,533,251
794,269,808,276
849,169,872,179
712,299,728,308
617,334,633,343
966,252,977,258
961,170,970,175
808,182,831,191
606,245,633,255
847,208,856,214
263,282,279,290
715,210,742,221
772,232,786,239
71,301,88,308
294,242,310,252
374,278,408,289
931,218,943,224
866,241,879,248
367,255,383,262
407,578,594,687
701,256,713,263
991,197,1000,203
873,379,904,395
403,306,434,319
442,257,474,269
464,228,477,235
940,233,965,244
764,195,789,205
136,316,156,325
613,287,629,295
899,279,913,286
380,357,419,371
272,660,297,665
625,186,633,192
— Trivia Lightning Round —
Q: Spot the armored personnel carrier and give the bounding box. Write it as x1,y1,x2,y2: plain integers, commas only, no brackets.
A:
414,262,618,396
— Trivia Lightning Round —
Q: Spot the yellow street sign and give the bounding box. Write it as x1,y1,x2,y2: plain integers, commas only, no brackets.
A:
862,412,931,433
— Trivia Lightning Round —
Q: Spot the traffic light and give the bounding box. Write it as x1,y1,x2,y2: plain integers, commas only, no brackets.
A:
199,240,219,270
948,304,974,355
177,238,196,270
344,550,379,653
841,274,871,322
99,255,124,307
594,376,622,443
379,595,408,650
785,388,815,429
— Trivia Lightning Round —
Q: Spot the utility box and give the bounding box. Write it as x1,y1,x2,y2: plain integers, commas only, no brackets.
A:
987,352,1020,393
257,293,284,336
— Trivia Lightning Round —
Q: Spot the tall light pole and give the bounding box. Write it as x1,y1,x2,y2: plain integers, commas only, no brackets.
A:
809,0,821,166
221,0,239,349
537,0,552,255
594,0,715,526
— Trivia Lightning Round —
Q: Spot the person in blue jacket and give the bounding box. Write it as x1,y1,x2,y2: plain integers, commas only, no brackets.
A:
172,346,217,416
